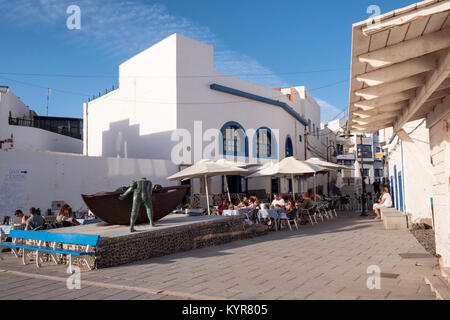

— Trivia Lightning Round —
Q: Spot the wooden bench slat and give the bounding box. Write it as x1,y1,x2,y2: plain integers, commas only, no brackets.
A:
8,230,99,246
0,242,94,256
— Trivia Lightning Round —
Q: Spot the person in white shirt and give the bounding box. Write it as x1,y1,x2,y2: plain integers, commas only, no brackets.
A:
270,193,286,209
373,187,393,220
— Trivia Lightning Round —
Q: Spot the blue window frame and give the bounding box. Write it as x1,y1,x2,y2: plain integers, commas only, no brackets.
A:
253,127,277,159
220,121,248,157
285,135,293,157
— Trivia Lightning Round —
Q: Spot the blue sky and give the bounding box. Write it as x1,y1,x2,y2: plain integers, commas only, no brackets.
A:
0,0,416,123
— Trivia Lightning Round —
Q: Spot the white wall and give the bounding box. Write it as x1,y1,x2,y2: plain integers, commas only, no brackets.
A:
426,97,450,268
387,120,433,223
0,150,178,220
85,34,179,159
8,126,83,154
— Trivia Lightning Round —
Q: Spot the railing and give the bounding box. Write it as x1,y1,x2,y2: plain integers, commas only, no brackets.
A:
8,117,82,140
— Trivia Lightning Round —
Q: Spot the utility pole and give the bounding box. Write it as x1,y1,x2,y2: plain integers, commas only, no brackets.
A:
46,88,51,116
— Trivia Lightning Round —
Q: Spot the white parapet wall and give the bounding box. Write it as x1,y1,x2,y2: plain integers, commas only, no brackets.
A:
0,150,179,220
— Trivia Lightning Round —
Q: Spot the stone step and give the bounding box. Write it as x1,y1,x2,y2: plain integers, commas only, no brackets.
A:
424,274,450,300
382,212,408,230
441,268,450,285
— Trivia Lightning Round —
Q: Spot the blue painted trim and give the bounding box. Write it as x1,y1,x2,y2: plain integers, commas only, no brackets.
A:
219,121,248,157
253,127,278,159
394,165,399,211
398,171,404,212
210,83,308,126
390,176,394,207
400,141,406,213
285,135,294,157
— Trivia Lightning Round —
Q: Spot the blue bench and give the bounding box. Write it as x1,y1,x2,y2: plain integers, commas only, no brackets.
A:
0,230,99,272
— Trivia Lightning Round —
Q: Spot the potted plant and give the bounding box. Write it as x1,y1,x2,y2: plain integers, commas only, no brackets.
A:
183,196,204,215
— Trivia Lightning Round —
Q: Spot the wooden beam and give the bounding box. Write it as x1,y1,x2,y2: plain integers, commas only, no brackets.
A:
354,90,415,109
437,77,450,90
426,87,450,101
353,102,407,117
352,121,394,133
356,54,436,87
352,111,401,124
394,47,450,132
362,1,450,36
354,74,424,100
359,29,450,68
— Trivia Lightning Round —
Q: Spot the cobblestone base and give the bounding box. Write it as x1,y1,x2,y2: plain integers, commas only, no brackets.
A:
94,217,268,269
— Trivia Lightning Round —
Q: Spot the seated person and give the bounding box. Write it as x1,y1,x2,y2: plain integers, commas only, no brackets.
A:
239,198,257,212
14,210,28,224
56,204,81,226
25,207,44,230
217,199,228,215
282,199,296,220
270,193,286,209
236,196,249,208
296,193,313,224
372,187,392,220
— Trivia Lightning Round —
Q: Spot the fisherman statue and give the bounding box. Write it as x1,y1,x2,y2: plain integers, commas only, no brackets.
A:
119,177,154,232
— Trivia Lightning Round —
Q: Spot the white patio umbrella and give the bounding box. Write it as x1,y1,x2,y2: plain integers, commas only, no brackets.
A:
306,158,351,196
248,157,327,201
336,172,344,189
167,159,248,215
214,159,261,204
305,157,351,170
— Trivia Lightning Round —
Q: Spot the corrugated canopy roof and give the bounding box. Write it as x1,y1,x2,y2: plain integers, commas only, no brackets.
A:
347,0,450,134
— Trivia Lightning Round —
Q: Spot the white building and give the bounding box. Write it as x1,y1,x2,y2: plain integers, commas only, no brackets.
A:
0,86,177,219
84,34,324,199
346,0,450,268
380,120,433,225
0,86,83,154
327,118,383,189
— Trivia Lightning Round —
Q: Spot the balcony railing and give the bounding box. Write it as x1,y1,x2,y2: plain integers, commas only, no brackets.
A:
8,117,82,140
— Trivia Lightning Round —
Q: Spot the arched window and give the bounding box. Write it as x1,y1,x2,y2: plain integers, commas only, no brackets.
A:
256,128,271,158
285,135,293,157
253,127,277,159
220,121,248,157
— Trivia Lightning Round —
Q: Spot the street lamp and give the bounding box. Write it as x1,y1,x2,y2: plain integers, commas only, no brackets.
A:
326,144,337,196
357,135,368,216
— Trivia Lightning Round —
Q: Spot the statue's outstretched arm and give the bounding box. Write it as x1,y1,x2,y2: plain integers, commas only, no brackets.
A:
119,182,136,200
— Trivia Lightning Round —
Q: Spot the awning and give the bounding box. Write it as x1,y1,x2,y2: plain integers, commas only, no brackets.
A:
347,0,450,134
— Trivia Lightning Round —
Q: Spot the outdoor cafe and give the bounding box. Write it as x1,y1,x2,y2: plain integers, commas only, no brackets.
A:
167,157,353,231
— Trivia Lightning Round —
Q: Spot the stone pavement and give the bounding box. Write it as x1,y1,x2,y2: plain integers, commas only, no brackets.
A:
0,212,439,300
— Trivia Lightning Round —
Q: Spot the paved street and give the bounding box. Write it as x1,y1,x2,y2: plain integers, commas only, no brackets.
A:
0,212,439,300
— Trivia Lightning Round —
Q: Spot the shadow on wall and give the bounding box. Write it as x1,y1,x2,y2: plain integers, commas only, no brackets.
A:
102,119,175,160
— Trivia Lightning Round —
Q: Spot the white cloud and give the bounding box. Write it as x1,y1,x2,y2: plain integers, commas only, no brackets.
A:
315,97,345,124
0,0,287,87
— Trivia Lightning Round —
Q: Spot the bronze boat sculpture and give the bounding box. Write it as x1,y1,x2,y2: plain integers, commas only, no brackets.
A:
81,185,190,225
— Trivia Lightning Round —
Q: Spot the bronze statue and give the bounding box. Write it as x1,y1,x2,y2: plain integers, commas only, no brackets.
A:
119,178,154,232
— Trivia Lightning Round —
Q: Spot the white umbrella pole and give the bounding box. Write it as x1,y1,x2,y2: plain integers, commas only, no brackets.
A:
224,175,232,205
291,173,295,201
204,175,211,215
314,173,317,202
